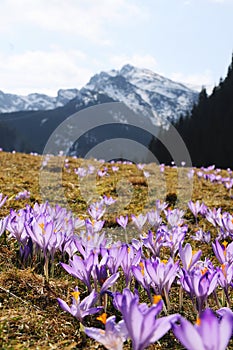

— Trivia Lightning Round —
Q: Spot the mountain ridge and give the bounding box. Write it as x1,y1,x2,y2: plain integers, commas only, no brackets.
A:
0,64,198,126
0,64,198,158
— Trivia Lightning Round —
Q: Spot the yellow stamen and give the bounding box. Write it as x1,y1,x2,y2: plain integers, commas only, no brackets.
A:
222,241,228,248
97,313,107,325
71,291,80,301
161,259,168,264
128,247,130,253
153,295,162,304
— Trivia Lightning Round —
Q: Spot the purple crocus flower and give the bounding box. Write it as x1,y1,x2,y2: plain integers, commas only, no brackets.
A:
116,215,128,230
205,207,223,228
217,262,233,305
121,244,142,287
146,210,162,230
165,208,184,227
63,236,79,258
172,308,233,350
112,165,119,172
141,230,165,258
7,209,29,245
221,212,233,237
137,163,145,170
212,239,233,264
120,293,178,350
180,267,219,313
179,243,202,270
89,252,120,294
15,190,30,200
131,259,152,299
85,218,105,234
145,257,179,302
103,195,116,205
25,215,54,253
77,229,108,257
61,253,94,292
102,243,128,275
191,229,211,244
88,201,106,221
163,225,187,258
131,214,147,232
188,200,204,219
85,315,128,350
155,199,168,213
97,169,107,177
75,167,87,178
93,255,120,294
57,287,102,322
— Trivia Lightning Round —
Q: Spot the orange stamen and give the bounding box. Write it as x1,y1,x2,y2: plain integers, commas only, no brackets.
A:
97,313,107,325
39,222,45,234
221,264,227,277
222,241,228,257
201,267,208,275
153,295,162,304
196,317,201,326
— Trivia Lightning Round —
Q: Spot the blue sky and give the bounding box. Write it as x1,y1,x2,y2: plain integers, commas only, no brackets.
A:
0,0,233,95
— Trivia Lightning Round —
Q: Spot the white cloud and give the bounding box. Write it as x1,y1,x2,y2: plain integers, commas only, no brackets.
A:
170,70,215,93
0,0,148,45
0,49,94,95
109,54,158,71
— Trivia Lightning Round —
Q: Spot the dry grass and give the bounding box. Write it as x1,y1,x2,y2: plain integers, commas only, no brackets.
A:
0,151,233,349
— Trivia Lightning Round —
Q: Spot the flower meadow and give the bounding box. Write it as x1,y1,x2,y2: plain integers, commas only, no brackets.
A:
0,151,233,349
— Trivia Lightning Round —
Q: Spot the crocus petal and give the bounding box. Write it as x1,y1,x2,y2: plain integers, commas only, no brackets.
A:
57,298,71,313
85,327,106,344
140,304,163,346
172,317,205,350
197,309,219,349
80,290,98,309
151,314,180,343
82,306,103,317
100,272,119,294
219,310,233,350
125,298,143,350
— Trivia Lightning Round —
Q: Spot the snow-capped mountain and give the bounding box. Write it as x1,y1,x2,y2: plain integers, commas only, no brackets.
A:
84,64,198,125
0,65,199,157
0,89,80,113
0,64,198,126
